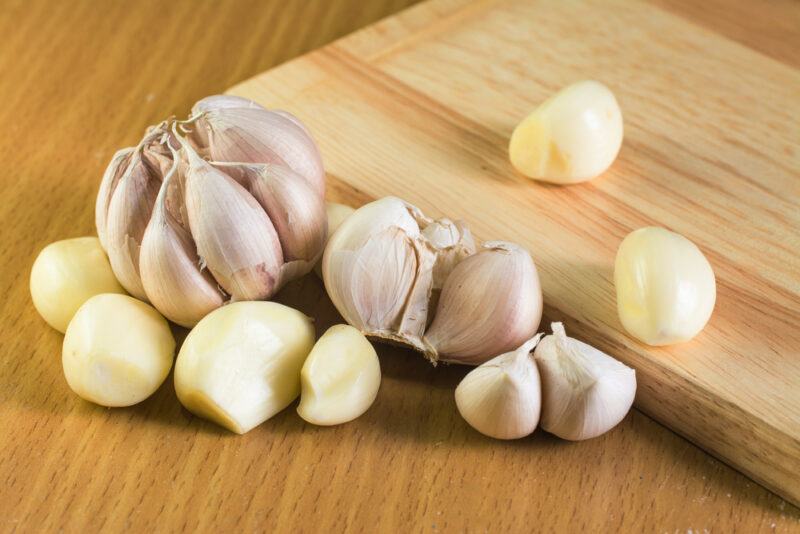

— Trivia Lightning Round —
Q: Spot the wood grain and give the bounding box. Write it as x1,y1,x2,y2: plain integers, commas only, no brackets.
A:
0,0,797,532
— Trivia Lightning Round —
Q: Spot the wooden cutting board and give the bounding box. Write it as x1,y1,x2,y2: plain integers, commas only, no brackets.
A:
232,0,800,505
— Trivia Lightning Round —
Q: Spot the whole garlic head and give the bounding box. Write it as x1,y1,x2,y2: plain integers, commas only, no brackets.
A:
509,80,623,184
533,323,636,441
614,226,716,345
455,335,542,439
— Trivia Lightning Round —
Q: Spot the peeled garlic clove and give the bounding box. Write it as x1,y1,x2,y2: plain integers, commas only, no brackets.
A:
313,202,355,278
534,322,636,440
614,227,716,345
63,294,175,407
191,106,325,197
297,324,381,426
509,80,623,184
455,335,542,439
174,301,315,434
140,161,225,328
96,147,134,250
182,146,283,301
424,242,543,365
30,237,127,333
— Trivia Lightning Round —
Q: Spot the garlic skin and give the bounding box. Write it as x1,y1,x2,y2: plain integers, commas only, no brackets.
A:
297,325,381,426
314,202,356,278
62,294,175,407
455,335,542,440
174,301,315,434
424,242,542,365
534,323,636,441
96,147,134,250
30,237,127,333
615,227,716,345
509,80,623,184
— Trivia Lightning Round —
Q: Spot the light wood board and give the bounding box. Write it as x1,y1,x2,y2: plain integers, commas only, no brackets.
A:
231,0,800,506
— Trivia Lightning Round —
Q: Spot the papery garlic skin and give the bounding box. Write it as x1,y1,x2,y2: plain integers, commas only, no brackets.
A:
174,301,315,434
62,294,175,407
534,323,636,441
297,325,381,426
314,202,356,278
455,335,542,440
96,147,134,250
615,227,716,345
30,237,127,333
424,242,542,365
509,80,623,184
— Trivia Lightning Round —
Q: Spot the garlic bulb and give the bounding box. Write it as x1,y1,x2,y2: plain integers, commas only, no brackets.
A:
455,335,542,439
509,80,623,184
614,227,716,345
533,323,636,440
322,197,542,365
95,95,327,326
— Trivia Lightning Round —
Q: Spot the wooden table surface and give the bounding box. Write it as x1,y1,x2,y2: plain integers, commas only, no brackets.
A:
0,1,797,532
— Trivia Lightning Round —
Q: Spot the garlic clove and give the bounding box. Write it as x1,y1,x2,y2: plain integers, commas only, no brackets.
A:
174,301,315,434
96,147,134,250
423,241,543,365
190,107,325,198
297,324,381,426
140,159,226,328
509,80,623,184
182,145,283,301
614,227,716,345
421,218,476,290
191,95,265,115
313,202,355,278
455,334,542,439
533,322,636,441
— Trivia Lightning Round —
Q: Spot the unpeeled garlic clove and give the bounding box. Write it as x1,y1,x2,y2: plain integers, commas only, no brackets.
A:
297,324,381,426
420,218,476,290
140,158,226,328
509,80,623,184
190,106,325,198
313,202,356,278
191,95,265,114
423,242,543,365
533,322,636,441
455,334,542,439
96,147,134,250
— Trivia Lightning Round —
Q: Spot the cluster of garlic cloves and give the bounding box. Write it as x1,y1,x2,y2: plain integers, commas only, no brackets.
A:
322,197,543,365
96,96,326,327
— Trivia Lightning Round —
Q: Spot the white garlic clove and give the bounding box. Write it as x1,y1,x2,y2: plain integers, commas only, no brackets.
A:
534,322,636,441
96,147,134,250
424,242,543,365
191,107,325,198
509,80,623,184
297,324,381,426
614,227,716,345
182,145,284,301
313,202,356,278
174,301,315,434
191,95,265,115
421,218,476,290
455,334,542,440
140,160,226,328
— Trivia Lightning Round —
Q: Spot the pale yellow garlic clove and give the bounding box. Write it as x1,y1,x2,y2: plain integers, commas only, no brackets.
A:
140,159,225,328
533,322,636,440
96,147,134,250
191,106,325,197
614,227,716,345
424,242,543,365
313,202,355,278
182,146,284,301
30,237,127,333
297,324,381,426
174,301,315,434
62,294,175,407
455,335,542,440
509,80,623,184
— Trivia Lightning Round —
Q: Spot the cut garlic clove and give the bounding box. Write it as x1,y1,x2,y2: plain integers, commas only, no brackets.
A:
424,242,542,365
313,202,355,278
614,227,716,345
174,301,315,434
182,146,283,301
534,322,636,441
509,80,623,184
297,324,381,426
63,294,175,407
96,147,134,250
455,335,542,439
